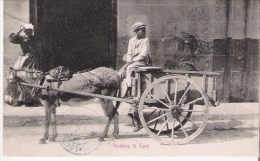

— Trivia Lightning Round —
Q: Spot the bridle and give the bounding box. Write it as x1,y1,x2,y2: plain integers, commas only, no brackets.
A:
7,67,45,100
7,66,72,107
8,67,44,83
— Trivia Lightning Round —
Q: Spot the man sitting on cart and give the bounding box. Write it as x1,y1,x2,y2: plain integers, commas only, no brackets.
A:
118,22,151,130
118,21,151,95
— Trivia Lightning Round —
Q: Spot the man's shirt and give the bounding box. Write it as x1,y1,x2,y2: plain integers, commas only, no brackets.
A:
126,36,151,65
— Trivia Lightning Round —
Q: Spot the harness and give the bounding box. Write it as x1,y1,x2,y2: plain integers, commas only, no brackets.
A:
77,71,113,89
9,66,117,108
46,67,113,88
44,79,61,108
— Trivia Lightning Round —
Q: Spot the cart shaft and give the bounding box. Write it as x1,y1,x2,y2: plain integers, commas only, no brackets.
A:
20,82,136,104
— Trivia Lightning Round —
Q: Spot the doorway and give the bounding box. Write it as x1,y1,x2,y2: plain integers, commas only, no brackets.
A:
30,0,117,71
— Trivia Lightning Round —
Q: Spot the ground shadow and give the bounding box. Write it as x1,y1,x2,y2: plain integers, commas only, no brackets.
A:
189,120,258,144
55,133,150,143
115,120,258,145
192,127,258,145
114,134,150,139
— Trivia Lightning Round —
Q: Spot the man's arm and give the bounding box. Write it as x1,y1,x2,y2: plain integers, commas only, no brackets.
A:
126,39,134,63
132,38,149,62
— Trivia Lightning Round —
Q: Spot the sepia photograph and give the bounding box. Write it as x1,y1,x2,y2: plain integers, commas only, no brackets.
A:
1,0,259,160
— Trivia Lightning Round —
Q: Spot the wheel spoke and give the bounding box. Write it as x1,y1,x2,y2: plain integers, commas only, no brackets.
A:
144,109,156,121
164,111,169,131
148,94,170,108
174,81,178,105
181,97,204,107
147,113,168,125
182,110,204,112
171,117,175,140
177,83,192,106
156,117,171,136
153,110,161,130
177,118,189,138
180,113,197,125
160,83,171,105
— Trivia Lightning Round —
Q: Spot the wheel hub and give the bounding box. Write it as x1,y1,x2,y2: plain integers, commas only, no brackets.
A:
169,105,182,118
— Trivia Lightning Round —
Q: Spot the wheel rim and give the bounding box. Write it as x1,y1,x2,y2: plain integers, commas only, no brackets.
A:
138,75,209,145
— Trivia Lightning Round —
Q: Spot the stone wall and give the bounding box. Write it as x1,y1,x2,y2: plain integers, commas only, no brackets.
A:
117,0,228,70
3,0,29,91
117,0,259,102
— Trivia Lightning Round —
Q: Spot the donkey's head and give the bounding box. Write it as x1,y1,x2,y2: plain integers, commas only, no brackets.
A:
5,67,42,106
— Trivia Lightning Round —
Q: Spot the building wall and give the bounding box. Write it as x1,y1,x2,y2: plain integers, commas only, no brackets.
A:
3,0,29,91
2,0,259,102
117,0,259,102
117,0,228,69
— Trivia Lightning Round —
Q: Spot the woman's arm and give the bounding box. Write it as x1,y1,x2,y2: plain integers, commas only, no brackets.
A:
9,29,24,44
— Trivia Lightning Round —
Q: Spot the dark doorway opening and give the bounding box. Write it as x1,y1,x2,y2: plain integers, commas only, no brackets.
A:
30,0,117,71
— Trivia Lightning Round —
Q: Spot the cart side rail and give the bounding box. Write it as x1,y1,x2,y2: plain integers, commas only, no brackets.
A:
134,67,220,76
134,67,220,106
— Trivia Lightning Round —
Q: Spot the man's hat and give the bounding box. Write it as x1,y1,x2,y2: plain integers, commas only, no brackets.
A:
132,22,146,32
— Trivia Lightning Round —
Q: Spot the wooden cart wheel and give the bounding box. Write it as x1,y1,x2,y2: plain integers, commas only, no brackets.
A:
138,75,209,145
148,104,193,134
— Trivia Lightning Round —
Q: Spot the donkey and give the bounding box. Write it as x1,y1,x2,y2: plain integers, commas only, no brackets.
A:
6,66,121,144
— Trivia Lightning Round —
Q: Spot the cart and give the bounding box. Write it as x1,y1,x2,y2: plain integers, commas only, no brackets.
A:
18,66,220,145
132,67,219,145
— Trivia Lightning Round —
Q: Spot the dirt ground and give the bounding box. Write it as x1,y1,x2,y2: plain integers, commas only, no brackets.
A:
2,121,258,157
2,102,259,157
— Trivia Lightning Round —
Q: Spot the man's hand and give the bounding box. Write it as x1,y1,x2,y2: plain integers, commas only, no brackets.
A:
127,61,134,65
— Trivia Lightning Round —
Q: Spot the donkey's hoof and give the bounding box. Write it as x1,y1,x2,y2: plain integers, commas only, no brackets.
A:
39,139,46,144
99,137,105,142
48,137,56,142
110,135,118,140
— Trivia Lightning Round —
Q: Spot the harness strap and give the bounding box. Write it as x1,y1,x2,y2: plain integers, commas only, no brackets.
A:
73,68,92,74
77,71,111,88
31,75,45,98
17,83,31,101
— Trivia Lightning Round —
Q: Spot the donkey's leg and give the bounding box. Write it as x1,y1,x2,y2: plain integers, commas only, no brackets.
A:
98,98,113,142
110,111,119,140
48,100,58,142
110,89,122,139
133,110,142,132
110,96,121,139
39,100,51,144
